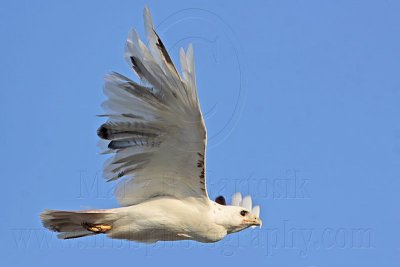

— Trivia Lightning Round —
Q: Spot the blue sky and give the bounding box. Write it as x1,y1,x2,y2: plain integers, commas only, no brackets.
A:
1,0,400,266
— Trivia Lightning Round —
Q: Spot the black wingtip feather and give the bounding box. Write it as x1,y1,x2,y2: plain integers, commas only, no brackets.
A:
97,124,110,140
215,196,226,206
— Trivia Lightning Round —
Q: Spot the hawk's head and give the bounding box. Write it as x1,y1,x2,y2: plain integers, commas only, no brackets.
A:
213,193,262,233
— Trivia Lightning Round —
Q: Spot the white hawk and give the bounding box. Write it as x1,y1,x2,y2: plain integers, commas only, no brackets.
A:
41,7,261,243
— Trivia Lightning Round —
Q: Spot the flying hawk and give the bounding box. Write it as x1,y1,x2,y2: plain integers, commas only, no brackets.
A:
41,7,261,243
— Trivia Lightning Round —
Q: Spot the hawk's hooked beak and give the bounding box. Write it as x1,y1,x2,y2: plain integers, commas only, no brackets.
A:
244,217,262,228
254,218,262,228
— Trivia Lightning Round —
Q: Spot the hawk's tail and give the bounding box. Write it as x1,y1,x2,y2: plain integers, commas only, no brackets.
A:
40,209,119,239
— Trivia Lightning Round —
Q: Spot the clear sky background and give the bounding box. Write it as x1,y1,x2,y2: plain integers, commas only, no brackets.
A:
1,0,399,266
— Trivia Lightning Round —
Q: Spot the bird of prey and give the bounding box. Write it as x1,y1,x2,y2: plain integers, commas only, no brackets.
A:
41,7,262,243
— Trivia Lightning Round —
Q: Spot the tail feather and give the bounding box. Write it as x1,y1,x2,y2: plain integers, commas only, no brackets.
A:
40,209,118,239
58,231,96,240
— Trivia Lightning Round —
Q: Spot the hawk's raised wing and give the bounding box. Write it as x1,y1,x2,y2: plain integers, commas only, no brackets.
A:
98,7,208,206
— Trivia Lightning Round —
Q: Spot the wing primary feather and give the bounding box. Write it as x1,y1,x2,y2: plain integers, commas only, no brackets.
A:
251,205,260,217
231,192,242,206
241,195,252,211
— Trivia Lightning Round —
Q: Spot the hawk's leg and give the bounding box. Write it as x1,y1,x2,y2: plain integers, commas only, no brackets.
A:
82,222,112,233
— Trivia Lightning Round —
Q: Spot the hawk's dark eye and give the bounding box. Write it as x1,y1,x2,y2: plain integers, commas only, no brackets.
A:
240,210,248,216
